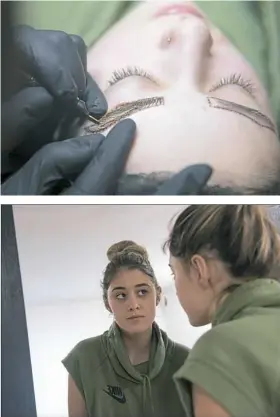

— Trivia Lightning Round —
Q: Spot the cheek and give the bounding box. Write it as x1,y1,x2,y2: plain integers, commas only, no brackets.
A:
108,298,122,315
144,293,156,307
174,275,185,298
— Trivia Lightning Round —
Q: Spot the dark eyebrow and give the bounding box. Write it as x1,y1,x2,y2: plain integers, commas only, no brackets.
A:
207,96,276,133
112,283,150,292
87,71,276,135
85,96,164,134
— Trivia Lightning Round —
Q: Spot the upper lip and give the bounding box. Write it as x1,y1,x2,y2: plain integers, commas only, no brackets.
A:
127,315,144,319
153,3,204,19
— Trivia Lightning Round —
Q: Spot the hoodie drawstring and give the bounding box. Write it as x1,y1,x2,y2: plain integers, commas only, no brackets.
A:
142,375,154,417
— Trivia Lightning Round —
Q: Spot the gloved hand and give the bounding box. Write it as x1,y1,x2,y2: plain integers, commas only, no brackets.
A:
1,120,136,195
2,25,107,155
155,164,212,195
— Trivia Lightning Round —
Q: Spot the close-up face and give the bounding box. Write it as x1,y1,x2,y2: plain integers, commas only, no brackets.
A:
107,268,159,333
169,255,212,326
85,1,280,193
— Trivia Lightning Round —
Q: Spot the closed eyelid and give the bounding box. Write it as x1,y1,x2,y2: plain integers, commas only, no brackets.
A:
207,96,276,133
86,67,275,135
107,66,160,90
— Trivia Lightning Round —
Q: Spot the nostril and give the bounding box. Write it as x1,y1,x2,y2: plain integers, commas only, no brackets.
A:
159,29,178,49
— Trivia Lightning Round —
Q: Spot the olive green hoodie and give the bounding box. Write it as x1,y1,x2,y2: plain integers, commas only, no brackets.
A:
62,322,189,417
174,278,280,417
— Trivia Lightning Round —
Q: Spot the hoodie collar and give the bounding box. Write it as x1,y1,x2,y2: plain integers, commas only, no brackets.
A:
212,278,280,327
104,321,167,382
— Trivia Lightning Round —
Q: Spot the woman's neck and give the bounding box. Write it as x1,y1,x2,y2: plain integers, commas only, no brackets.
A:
122,327,153,365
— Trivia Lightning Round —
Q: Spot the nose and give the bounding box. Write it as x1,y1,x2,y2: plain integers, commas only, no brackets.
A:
159,16,213,92
127,294,140,311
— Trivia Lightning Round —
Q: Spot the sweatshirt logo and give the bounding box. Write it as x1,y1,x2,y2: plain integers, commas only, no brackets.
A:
103,385,126,404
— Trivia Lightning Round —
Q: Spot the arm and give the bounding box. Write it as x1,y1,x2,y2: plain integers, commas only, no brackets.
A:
68,375,88,417
192,385,231,417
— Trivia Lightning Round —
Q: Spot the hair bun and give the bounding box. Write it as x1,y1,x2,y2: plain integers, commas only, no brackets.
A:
107,240,149,261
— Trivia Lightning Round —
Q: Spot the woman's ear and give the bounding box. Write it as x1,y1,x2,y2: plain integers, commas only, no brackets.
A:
190,254,210,289
156,286,162,305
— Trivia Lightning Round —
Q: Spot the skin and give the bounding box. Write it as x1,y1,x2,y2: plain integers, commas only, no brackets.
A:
169,252,241,417
106,268,161,363
85,0,280,191
169,253,232,326
68,268,161,416
68,375,88,417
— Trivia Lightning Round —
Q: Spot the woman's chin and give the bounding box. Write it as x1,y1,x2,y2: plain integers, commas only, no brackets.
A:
188,314,210,327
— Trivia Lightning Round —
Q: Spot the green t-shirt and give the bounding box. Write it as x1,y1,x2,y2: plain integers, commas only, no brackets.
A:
62,322,189,417
173,279,280,417
15,1,280,132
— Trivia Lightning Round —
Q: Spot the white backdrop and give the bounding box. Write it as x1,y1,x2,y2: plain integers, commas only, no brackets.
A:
12,204,211,417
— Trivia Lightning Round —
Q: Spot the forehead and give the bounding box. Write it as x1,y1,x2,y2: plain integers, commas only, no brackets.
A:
110,268,152,288
123,97,279,190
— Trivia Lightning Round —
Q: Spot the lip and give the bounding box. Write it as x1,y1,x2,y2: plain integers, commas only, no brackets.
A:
127,316,144,320
153,3,203,20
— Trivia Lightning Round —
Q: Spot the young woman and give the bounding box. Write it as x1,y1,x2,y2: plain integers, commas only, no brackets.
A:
16,1,280,194
62,241,190,417
165,205,280,417
83,1,280,194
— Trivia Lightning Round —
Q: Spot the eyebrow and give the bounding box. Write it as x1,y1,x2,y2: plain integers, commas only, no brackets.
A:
112,283,150,291
207,96,276,133
85,96,164,134
89,73,276,134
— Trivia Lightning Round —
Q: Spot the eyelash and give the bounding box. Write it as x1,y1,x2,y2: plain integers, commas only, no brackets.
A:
88,67,271,134
108,66,159,87
109,68,255,97
209,73,256,98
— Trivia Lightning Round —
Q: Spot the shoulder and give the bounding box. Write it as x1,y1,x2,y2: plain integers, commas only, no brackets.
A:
71,334,103,355
173,340,191,357
167,338,190,370
185,323,241,365
173,321,255,392
62,332,108,371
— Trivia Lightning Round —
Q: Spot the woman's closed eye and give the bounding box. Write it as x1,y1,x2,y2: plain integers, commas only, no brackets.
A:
107,66,160,88
87,65,275,134
209,73,257,99
108,67,257,100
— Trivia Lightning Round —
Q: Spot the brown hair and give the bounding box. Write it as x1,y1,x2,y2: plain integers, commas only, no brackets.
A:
102,240,160,308
164,205,280,279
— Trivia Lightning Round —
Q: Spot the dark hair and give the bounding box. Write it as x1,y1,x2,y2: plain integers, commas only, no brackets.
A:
101,240,160,308
115,173,280,195
164,205,280,279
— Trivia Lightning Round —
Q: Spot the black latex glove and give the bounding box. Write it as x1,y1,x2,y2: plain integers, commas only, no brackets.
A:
2,25,107,154
155,164,213,195
1,120,136,195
